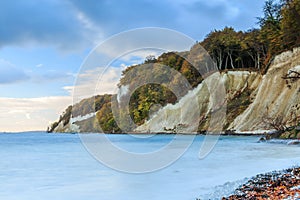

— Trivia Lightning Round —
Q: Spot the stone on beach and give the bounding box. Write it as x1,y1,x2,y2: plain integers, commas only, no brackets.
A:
223,168,300,199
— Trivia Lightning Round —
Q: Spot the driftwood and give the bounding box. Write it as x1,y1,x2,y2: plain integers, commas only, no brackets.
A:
282,70,300,80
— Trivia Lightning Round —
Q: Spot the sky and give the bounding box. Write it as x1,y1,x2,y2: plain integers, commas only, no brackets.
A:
0,0,265,132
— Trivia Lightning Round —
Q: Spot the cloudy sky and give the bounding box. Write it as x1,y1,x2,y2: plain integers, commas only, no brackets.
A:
0,0,265,132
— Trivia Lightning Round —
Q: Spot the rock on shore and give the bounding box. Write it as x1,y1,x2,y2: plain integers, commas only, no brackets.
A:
222,167,300,199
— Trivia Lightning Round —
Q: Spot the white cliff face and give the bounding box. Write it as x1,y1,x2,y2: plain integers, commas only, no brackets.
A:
230,47,300,132
70,113,95,124
136,71,261,133
137,48,300,133
53,48,300,134
135,78,207,133
54,113,95,132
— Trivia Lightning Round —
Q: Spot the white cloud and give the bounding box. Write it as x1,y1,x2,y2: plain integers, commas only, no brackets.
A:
117,49,162,64
63,67,123,103
36,64,43,68
119,49,163,63
94,29,192,62
75,10,104,46
0,96,72,132
25,113,31,119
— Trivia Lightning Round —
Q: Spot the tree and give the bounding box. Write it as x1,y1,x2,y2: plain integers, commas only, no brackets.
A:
201,27,253,70
258,0,283,64
280,0,300,49
201,30,226,70
258,0,282,27
219,27,243,69
243,29,265,70
144,55,157,63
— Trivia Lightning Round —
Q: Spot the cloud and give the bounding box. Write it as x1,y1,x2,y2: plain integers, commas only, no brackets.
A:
36,64,43,68
0,96,72,132
104,48,165,66
69,0,264,41
0,0,264,52
0,0,100,51
0,59,29,84
63,66,123,102
69,0,178,33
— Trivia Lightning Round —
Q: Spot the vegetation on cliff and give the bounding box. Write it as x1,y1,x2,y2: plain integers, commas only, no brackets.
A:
49,0,300,134
200,0,300,73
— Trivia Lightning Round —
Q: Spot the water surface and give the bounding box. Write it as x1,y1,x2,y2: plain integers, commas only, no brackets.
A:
0,132,299,200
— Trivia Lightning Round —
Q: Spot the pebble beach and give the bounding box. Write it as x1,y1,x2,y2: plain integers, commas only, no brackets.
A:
223,167,300,199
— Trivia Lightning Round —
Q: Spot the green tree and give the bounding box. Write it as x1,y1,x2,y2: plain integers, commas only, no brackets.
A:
258,0,283,65
280,0,300,49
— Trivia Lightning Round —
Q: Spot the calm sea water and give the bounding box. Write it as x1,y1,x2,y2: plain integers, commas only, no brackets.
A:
1,132,300,200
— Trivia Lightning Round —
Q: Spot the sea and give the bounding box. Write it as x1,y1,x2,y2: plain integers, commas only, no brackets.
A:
0,132,300,200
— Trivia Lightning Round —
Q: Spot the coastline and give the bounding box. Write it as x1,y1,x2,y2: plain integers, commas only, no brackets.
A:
48,132,265,136
5,131,300,143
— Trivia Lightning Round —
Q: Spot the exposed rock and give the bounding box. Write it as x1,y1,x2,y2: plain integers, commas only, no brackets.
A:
136,71,261,133
230,47,300,132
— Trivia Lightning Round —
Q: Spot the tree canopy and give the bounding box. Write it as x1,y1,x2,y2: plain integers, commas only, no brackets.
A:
200,0,300,72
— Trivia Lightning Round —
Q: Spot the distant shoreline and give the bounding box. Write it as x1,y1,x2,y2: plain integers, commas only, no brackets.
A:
2,131,299,141
0,130,266,136
50,131,264,136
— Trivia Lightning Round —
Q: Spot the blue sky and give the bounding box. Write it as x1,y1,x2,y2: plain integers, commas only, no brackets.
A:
0,0,265,131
